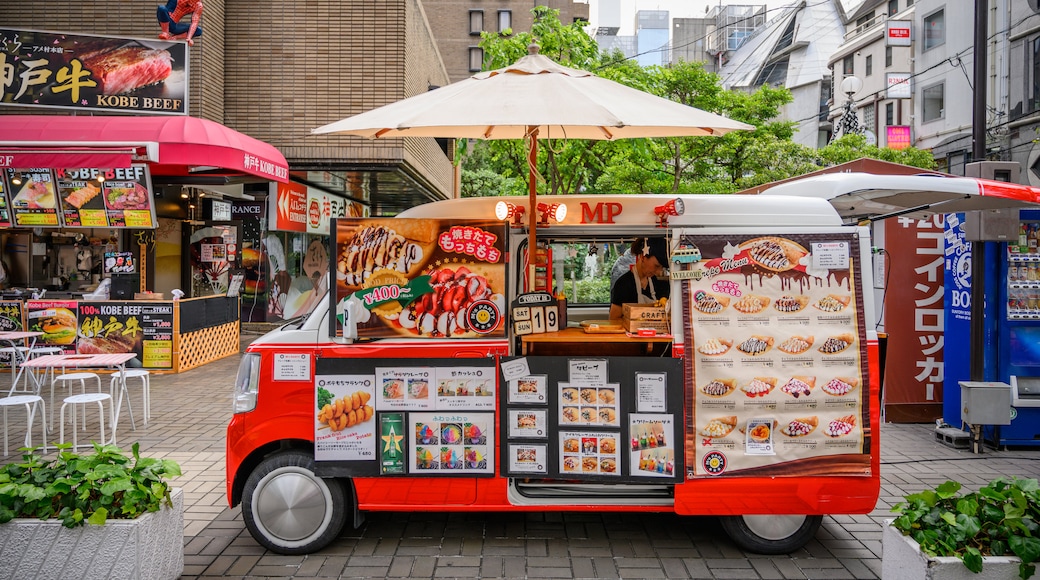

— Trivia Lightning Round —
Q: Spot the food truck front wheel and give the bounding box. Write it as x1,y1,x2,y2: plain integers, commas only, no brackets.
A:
242,451,351,555
720,515,823,554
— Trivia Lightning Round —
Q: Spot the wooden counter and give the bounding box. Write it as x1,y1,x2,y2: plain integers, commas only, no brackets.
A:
520,327,673,356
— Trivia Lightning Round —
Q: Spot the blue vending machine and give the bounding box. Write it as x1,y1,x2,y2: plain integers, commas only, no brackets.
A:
996,209,1040,444
946,210,1040,445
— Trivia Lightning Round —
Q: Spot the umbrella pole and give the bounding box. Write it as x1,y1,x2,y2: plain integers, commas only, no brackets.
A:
527,126,539,290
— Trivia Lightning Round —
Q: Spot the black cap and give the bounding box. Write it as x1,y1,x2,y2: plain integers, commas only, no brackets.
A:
643,237,669,267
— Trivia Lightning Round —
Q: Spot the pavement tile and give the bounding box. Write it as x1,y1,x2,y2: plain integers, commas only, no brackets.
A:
12,338,1038,579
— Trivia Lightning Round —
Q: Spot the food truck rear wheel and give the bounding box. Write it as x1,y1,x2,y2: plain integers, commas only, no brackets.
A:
720,515,822,554
242,451,348,555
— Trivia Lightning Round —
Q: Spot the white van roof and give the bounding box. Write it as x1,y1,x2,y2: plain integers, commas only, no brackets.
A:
760,172,1040,222
396,194,843,228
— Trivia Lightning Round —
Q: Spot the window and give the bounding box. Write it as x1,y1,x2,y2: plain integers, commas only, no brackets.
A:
907,0,913,6
498,10,511,33
856,11,875,29
885,46,893,67
843,55,854,76
924,9,945,50
922,82,944,122
863,104,876,133
888,0,899,16
865,55,873,76
469,10,483,36
886,102,895,126
1033,37,1040,113
468,47,484,72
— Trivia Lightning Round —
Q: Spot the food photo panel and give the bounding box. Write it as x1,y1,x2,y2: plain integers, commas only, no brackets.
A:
410,412,494,475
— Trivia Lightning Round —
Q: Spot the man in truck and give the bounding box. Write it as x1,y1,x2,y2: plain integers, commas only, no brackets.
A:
608,237,670,319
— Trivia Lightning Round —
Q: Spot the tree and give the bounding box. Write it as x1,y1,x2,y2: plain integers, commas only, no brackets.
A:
461,7,936,196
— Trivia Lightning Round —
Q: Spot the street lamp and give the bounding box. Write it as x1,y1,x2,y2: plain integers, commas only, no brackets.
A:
832,75,863,142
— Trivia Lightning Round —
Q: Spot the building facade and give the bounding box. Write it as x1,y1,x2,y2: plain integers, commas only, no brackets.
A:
422,0,589,84
826,0,915,150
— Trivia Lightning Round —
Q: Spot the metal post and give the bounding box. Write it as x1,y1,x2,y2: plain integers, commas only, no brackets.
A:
970,0,988,382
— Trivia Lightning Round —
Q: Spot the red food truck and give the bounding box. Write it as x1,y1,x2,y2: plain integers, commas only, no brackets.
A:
225,173,1038,556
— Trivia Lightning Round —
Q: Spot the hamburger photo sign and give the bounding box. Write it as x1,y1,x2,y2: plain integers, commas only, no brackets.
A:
26,301,79,353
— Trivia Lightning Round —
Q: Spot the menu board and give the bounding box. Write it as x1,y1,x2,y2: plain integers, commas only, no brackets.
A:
330,218,507,340
0,300,25,369
0,175,12,228
25,300,78,354
1,166,157,229
56,165,157,229
500,356,684,483
679,231,870,478
76,301,173,368
5,168,59,227
312,357,497,477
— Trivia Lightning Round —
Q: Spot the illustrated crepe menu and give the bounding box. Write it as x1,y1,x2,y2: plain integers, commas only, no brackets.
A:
679,233,870,478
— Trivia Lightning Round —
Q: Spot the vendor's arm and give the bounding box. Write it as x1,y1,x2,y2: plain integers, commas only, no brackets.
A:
609,272,636,319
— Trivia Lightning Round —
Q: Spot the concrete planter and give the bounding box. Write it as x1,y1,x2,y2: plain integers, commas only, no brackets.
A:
0,487,183,580
883,519,1022,580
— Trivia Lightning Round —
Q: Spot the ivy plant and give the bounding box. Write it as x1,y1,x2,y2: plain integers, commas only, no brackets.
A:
891,477,1040,580
0,442,181,528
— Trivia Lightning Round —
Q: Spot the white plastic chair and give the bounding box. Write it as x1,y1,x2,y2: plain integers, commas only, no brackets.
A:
59,392,112,451
51,372,102,429
0,395,46,455
110,369,150,428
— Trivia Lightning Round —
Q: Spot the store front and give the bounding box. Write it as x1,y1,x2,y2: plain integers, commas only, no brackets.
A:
0,114,290,370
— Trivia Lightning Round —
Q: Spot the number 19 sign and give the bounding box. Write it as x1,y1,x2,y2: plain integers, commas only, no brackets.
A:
511,292,559,335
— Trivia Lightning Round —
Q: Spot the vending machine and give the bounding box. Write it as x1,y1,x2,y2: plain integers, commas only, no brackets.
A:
945,209,1040,446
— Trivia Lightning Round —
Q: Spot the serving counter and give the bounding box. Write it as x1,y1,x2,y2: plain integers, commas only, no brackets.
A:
0,295,239,372
520,327,672,357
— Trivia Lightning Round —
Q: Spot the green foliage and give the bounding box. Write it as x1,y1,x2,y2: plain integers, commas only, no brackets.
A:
460,8,938,196
891,477,1040,579
0,442,181,528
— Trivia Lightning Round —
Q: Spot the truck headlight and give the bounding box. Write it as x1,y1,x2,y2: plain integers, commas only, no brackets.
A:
233,353,261,414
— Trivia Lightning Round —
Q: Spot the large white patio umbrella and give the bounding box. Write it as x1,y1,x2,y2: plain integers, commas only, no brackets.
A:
313,45,753,285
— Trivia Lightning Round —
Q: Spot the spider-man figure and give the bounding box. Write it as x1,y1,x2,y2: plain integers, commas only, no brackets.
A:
157,0,203,46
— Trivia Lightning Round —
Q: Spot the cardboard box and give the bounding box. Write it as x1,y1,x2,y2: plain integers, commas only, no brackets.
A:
622,303,668,321
623,319,669,333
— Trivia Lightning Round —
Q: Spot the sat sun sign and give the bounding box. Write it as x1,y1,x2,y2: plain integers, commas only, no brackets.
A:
887,20,912,47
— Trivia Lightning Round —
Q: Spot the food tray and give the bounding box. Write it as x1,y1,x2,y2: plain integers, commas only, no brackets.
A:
581,320,625,334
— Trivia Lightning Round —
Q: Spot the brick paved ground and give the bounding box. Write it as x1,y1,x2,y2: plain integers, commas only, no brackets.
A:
5,335,1040,579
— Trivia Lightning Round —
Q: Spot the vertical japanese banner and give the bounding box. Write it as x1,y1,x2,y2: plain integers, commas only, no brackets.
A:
942,213,971,425
882,216,945,422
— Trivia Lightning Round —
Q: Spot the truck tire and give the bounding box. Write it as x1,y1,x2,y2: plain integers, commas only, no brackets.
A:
720,514,822,554
242,451,349,554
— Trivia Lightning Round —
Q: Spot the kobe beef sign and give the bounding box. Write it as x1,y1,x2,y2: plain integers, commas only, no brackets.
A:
78,301,174,368
0,28,188,114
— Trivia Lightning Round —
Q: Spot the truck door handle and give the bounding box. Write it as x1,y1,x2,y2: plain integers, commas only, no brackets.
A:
453,350,491,358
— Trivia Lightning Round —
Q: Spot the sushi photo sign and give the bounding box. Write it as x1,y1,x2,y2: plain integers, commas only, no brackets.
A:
0,28,189,115
3,165,157,229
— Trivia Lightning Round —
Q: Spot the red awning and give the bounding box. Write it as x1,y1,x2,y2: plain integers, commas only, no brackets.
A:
0,115,289,183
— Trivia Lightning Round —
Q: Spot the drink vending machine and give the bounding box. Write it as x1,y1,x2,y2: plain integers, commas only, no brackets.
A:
945,210,1040,446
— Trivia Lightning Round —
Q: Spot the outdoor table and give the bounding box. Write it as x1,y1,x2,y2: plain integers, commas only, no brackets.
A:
520,327,673,356
0,331,43,396
20,352,138,445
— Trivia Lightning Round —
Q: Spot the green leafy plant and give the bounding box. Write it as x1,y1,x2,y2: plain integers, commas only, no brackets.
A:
317,386,334,410
0,442,181,528
891,477,1040,579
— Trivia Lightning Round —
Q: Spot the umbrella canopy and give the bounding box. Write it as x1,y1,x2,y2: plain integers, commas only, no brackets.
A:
313,46,752,286
313,47,752,141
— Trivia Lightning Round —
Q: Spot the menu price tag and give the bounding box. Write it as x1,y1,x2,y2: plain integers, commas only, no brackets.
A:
501,357,531,382
273,353,311,381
